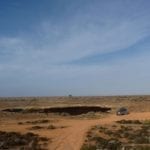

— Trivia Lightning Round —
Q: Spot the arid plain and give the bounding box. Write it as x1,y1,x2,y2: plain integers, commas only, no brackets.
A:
0,96,150,150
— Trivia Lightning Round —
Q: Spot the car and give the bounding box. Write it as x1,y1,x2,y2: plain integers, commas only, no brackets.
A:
116,107,129,115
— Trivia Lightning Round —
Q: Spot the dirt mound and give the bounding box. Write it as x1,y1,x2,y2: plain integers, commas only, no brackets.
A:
40,106,111,115
2,106,111,115
0,131,49,150
2,108,23,112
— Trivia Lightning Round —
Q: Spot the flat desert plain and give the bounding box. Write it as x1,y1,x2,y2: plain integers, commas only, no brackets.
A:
0,96,150,150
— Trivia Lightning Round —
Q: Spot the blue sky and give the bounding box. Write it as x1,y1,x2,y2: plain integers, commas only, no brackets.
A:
0,0,150,96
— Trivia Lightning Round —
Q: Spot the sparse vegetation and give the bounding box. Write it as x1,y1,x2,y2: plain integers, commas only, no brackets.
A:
81,145,97,150
81,120,150,150
28,124,65,130
29,125,45,130
116,119,142,124
0,131,49,150
18,119,50,125
47,124,56,129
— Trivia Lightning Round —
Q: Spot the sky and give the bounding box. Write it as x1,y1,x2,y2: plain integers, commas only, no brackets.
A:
0,0,150,96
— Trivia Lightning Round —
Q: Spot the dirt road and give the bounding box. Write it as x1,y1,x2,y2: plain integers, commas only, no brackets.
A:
48,112,150,150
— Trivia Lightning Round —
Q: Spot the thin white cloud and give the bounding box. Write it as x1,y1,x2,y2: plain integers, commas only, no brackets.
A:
0,0,150,65
1,15,150,65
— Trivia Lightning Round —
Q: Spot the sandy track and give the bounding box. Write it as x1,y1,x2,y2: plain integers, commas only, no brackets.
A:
48,112,150,150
